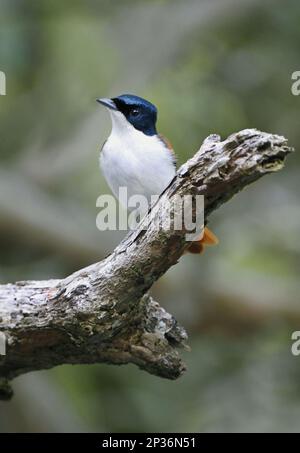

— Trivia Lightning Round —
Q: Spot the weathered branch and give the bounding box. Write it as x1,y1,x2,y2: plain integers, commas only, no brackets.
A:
0,129,292,400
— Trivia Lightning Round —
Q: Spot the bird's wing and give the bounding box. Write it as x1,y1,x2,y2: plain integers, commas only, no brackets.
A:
158,134,218,255
158,133,177,168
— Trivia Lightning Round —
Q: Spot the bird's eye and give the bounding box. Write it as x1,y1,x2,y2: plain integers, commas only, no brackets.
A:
131,108,140,117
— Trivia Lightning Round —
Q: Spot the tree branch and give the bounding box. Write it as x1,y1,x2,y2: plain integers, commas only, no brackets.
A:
0,129,292,400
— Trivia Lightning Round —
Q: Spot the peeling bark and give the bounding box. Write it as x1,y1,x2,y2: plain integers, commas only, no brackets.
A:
0,129,293,400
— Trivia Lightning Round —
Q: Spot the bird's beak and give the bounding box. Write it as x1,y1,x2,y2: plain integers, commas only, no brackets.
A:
96,98,117,110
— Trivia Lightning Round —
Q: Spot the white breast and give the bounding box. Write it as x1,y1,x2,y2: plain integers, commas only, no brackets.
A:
100,110,176,209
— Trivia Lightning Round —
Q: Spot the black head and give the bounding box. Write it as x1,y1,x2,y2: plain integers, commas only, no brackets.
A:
97,94,157,136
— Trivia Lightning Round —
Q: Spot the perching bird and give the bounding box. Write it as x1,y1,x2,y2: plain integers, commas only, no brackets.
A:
97,94,218,253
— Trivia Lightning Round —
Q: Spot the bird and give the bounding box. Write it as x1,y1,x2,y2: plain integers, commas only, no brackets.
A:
97,93,218,254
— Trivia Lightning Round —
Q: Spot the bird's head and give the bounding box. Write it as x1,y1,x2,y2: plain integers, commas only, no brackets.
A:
97,94,157,136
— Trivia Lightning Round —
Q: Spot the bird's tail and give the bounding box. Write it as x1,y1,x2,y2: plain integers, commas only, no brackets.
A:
186,227,219,254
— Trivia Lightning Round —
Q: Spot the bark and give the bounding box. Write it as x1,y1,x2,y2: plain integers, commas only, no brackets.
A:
0,129,292,400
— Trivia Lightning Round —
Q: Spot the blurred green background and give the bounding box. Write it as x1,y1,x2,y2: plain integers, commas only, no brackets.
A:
0,0,300,433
